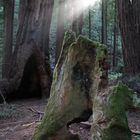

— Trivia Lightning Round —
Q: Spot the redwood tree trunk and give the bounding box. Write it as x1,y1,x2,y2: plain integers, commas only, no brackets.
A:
72,13,83,36
116,0,140,74
101,0,107,45
55,0,65,64
7,0,54,99
112,1,118,68
89,9,91,39
2,0,14,78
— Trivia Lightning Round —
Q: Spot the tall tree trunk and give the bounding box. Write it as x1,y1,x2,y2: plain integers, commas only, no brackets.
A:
89,9,91,39
7,0,54,100
55,0,65,64
116,0,140,75
2,0,14,78
72,13,83,36
112,1,118,68
101,0,107,45
78,12,84,34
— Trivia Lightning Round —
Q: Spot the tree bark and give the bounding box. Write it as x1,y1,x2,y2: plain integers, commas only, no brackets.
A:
91,82,133,140
101,0,107,45
33,31,108,139
112,1,118,68
55,0,65,64
4,0,54,100
89,9,91,39
2,0,14,78
116,0,140,75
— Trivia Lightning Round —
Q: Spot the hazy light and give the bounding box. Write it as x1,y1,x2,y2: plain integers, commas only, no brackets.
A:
77,0,98,9
67,0,99,20
63,0,100,26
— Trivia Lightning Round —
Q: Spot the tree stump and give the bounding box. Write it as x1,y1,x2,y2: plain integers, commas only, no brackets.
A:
33,31,108,140
91,82,133,140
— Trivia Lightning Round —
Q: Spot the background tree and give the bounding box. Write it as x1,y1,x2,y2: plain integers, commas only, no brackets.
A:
6,0,54,99
55,0,65,63
101,0,107,45
116,0,140,75
2,0,14,78
72,2,84,36
112,0,118,68
0,0,137,101
88,9,91,39
0,0,4,78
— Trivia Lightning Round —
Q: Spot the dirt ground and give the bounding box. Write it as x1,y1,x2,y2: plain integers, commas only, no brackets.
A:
0,99,140,140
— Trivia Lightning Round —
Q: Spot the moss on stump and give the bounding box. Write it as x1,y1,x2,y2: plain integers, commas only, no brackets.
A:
91,82,133,140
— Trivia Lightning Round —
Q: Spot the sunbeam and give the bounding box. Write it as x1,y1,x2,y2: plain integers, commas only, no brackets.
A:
65,0,100,23
77,0,99,9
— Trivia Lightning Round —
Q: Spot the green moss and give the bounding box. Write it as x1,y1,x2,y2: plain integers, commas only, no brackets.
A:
77,35,96,47
103,124,131,140
76,35,107,63
103,82,133,140
96,44,107,61
53,30,76,81
107,82,133,116
34,79,86,139
34,101,70,139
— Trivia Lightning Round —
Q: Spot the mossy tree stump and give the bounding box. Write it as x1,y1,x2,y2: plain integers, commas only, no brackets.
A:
33,31,108,140
91,82,133,140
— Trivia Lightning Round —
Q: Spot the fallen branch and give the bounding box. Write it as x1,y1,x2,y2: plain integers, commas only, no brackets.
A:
132,130,140,135
27,107,44,114
22,122,36,127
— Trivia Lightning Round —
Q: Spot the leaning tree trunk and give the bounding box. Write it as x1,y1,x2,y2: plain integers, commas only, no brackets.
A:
3,0,54,101
33,31,108,140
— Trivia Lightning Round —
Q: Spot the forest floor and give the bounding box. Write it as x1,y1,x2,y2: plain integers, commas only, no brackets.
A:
0,98,140,140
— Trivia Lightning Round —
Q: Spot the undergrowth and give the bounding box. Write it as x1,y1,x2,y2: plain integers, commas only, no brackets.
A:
0,104,20,119
133,94,140,108
133,135,140,140
109,71,122,81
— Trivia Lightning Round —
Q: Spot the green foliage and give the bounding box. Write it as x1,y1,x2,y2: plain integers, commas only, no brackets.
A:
109,71,122,81
0,104,20,119
103,82,133,140
128,75,140,83
82,1,102,42
133,94,140,108
0,0,123,74
123,75,140,96
108,82,133,112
